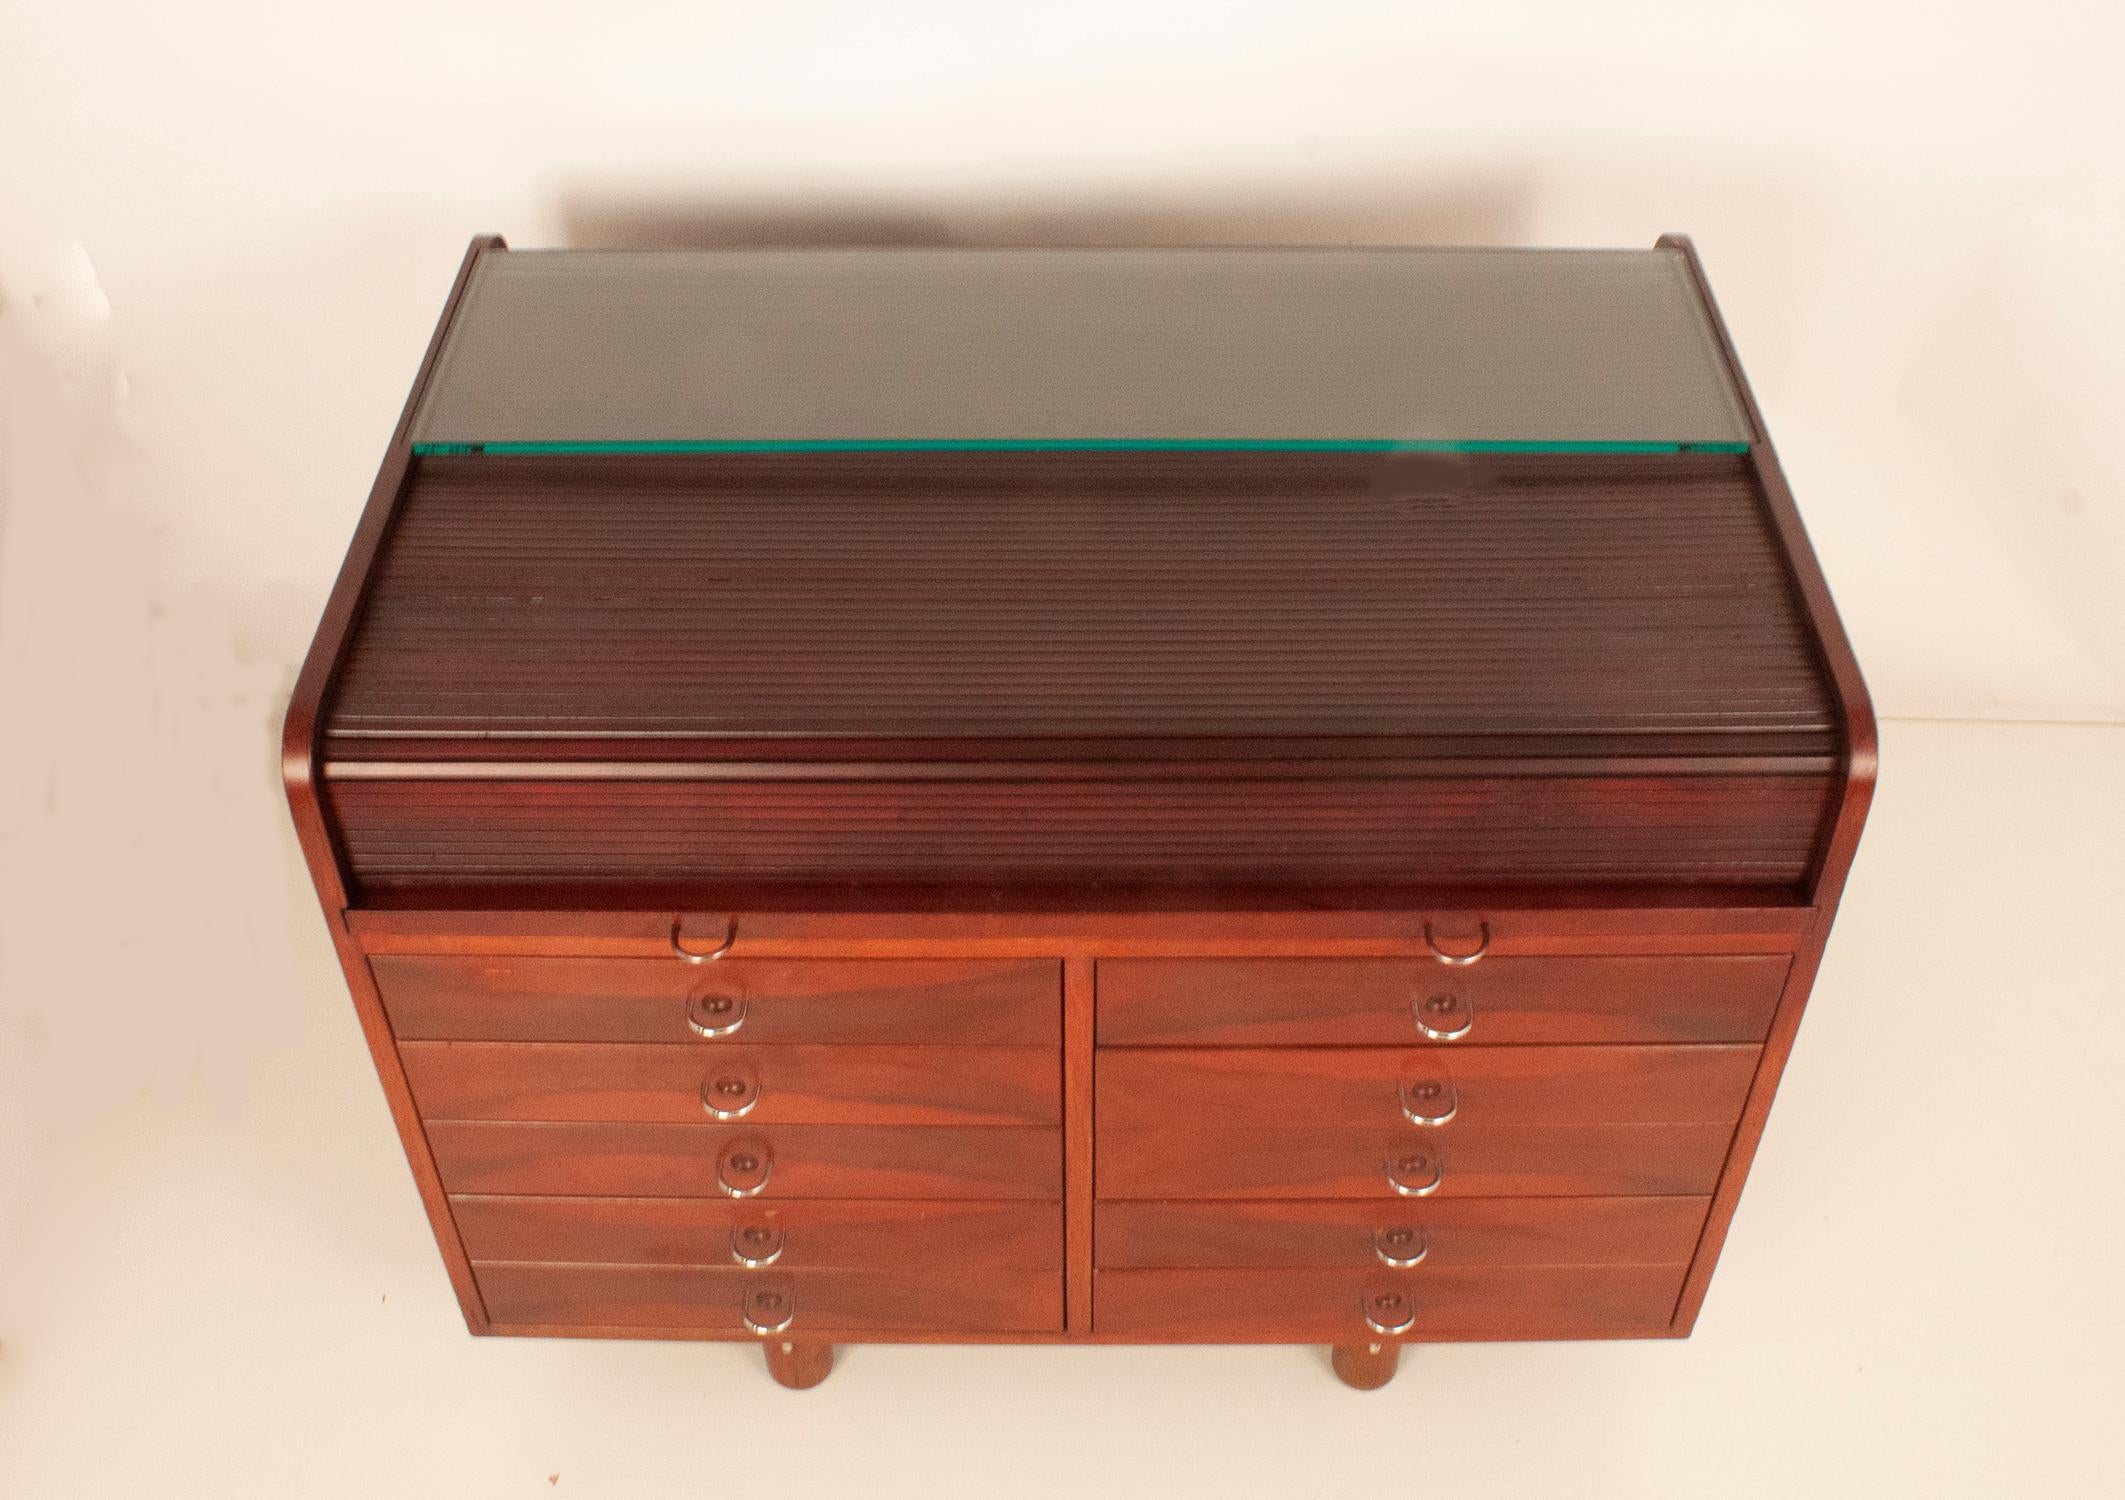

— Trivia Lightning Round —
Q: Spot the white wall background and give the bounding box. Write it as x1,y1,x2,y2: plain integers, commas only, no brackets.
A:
2,5,2122,1496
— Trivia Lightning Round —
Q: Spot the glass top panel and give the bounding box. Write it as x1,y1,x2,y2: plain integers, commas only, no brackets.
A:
409,247,1753,449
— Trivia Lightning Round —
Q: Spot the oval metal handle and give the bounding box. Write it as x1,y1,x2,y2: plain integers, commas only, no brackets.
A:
701,1064,760,1120
1423,918,1489,966
716,1141,773,1199
1399,1077,1458,1127
1385,1149,1443,1198
1374,1225,1430,1268
1412,989,1474,1042
685,993,748,1039
671,915,737,964
730,1223,784,1268
742,1281,795,1336
1362,1285,1418,1336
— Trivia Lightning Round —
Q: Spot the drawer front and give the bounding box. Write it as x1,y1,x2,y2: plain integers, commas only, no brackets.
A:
1097,1045,1755,1132
1097,1123,1733,1199
478,1264,1063,1334
1094,1265,1684,1340
1096,955,1788,1046
1096,1197,1710,1270
373,955,1060,1044
403,1042,1060,1126
453,1196,1062,1270
427,1121,1062,1199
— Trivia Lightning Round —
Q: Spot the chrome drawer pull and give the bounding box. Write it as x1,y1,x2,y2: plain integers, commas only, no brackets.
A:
1385,1149,1443,1197
731,1223,784,1268
717,1141,773,1199
686,993,748,1038
742,1281,795,1336
1413,990,1474,1042
1398,1077,1457,1127
671,915,737,964
701,1064,760,1120
1363,1285,1418,1336
1374,1225,1429,1268
1423,918,1489,966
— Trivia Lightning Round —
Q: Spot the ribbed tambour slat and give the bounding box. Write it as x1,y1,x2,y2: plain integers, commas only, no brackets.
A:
327,453,1833,743
328,774,1836,885
320,451,1842,889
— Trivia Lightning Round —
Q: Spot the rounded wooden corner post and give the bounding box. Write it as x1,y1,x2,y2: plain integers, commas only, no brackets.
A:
1331,1341,1402,1391
764,1340,836,1390
282,233,508,1335
1654,231,1878,1335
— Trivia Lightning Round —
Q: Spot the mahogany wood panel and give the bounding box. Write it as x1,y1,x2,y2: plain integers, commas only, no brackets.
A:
452,1196,1060,1269
348,905,1811,958
1097,1123,1735,1200
1095,1045,1757,1132
278,234,507,1332
1659,235,1878,1334
427,1121,1062,1199
1094,1265,1686,1341
371,954,1059,1044
476,1264,1063,1335
1096,954,1790,1046
1096,1196,1709,1271
401,1042,1060,1126
473,1317,1683,1342
479,1324,1678,1347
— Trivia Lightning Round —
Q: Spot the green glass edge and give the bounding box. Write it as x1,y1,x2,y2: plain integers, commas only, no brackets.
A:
414,437,1748,456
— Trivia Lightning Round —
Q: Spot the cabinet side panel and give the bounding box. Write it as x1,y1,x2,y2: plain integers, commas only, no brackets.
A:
1657,235,1876,1332
283,235,506,1331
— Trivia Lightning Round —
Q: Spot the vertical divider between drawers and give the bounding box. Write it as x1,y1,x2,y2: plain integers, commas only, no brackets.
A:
1063,958,1096,1333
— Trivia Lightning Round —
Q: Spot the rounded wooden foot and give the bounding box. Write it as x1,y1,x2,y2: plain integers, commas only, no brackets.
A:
1331,1340,1402,1390
762,1339,835,1390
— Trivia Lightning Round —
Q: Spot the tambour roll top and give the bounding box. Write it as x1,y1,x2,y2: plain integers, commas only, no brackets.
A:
314,245,1848,899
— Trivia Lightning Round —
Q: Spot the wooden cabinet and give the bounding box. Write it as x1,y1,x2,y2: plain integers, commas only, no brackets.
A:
286,237,1871,1389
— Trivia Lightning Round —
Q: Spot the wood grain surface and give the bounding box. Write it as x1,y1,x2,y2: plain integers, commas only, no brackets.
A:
372,954,1060,1044
1096,954,1790,1046
1094,1264,1686,1340
1096,1123,1735,1200
453,1196,1060,1270
1094,1045,1757,1131
1095,1196,1709,1271
428,1121,1062,1200
403,1042,1060,1125
475,1264,1063,1335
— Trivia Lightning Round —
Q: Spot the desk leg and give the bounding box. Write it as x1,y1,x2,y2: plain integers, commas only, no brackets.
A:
1330,1341,1401,1390
764,1340,835,1390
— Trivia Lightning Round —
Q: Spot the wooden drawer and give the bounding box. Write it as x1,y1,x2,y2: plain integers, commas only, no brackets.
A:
1097,1045,1755,1132
1097,1123,1733,1199
478,1264,1063,1335
1096,955,1788,1046
1096,1197,1709,1270
427,1121,1061,1199
372,955,1059,1044
1094,1265,1685,1340
453,1196,1062,1269
403,1042,1060,1126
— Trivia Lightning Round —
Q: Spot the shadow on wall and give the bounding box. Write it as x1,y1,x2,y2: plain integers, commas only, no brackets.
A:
552,177,1540,250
